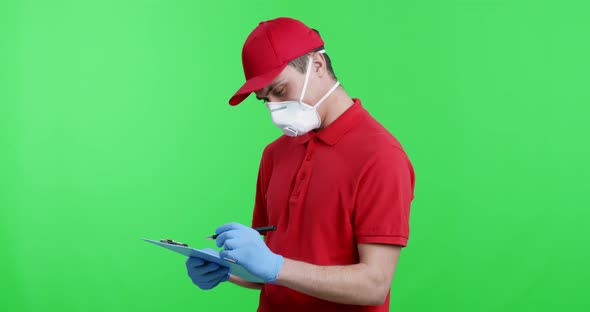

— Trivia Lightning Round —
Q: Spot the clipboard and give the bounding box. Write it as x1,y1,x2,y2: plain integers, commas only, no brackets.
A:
142,238,263,283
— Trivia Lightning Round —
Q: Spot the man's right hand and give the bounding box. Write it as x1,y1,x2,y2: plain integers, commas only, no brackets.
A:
185,257,230,290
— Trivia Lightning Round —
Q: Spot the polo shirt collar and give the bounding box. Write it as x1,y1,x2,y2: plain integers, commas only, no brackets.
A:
294,98,366,146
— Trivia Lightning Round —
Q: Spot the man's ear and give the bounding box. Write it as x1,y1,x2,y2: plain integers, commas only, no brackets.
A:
312,52,327,78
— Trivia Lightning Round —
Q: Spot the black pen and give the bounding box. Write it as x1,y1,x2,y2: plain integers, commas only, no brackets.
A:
206,225,277,240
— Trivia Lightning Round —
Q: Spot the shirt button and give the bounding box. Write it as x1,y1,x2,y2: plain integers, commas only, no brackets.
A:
299,173,306,180
306,154,312,161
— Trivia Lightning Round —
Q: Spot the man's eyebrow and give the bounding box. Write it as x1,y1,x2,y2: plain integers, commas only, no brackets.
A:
256,81,282,100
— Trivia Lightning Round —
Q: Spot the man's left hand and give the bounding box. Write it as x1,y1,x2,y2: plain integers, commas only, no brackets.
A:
215,222,284,283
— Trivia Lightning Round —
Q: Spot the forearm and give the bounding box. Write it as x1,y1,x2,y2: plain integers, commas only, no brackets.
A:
274,258,390,306
228,274,263,290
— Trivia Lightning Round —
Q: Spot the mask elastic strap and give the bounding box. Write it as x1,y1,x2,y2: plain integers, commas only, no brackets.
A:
299,50,326,102
315,80,340,108
299,56,313,102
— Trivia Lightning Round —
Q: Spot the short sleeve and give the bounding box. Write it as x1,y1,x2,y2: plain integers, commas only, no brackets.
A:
251,147,270,228
354,145,415,247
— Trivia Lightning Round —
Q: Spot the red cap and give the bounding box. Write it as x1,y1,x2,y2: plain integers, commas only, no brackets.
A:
228,17,324,106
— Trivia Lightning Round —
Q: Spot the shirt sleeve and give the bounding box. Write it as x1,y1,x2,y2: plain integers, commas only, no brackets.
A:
251,147,270,228
353,145,415,247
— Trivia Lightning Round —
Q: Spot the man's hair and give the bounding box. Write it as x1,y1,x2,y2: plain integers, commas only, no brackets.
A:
288,29,337,80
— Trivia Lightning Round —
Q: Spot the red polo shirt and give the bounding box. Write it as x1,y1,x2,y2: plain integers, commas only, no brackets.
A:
251,98,415,312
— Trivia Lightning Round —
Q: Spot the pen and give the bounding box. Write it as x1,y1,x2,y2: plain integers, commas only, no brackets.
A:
206,225,277,240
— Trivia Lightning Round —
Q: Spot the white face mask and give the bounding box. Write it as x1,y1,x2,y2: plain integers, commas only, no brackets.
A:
265,51,340,137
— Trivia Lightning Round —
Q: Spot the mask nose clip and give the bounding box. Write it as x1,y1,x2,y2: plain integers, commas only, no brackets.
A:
282,127,298,137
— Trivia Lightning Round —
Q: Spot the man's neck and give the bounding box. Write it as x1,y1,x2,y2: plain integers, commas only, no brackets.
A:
318,87,354,130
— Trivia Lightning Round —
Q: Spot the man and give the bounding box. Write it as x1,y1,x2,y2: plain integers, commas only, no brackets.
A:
186,17,415,312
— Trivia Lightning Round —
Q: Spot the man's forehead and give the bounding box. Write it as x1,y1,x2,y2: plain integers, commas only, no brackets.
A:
254,66,297,97
255,78,283,97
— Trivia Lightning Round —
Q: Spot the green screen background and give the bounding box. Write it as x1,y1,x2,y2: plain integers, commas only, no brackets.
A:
1,0,589,311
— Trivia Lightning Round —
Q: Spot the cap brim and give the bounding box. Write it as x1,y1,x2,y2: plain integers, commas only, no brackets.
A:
228,63,289,106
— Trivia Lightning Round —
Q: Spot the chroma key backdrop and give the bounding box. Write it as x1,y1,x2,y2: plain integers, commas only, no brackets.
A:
1,0,588,311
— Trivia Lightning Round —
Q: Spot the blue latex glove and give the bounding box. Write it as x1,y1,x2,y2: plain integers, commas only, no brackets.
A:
215,222,284,283
185,249,230,290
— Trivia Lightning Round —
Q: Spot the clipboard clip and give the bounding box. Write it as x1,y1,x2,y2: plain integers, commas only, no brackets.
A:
159,238,188,247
